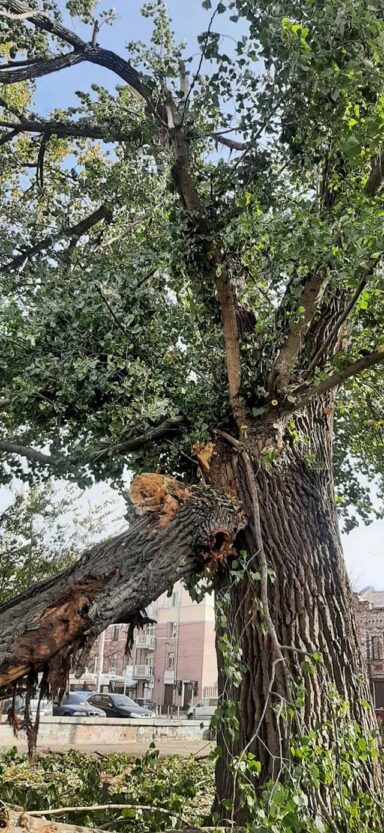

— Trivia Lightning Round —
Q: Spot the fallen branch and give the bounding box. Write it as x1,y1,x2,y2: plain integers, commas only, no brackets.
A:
0,473,243,692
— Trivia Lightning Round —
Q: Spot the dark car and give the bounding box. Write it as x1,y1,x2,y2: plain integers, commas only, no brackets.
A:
136,698,157,711
85,693,155,718
53,691,105,717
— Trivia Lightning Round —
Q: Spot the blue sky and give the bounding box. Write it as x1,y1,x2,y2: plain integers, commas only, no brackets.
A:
35,0,245,114
2,0,383,590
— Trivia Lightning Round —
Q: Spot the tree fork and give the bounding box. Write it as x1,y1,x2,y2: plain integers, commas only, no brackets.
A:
0,474,243,694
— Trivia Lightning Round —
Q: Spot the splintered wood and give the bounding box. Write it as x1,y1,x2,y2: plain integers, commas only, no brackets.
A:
129,473,192,527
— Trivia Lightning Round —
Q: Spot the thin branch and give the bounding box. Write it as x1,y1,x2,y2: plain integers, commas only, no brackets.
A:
298,349,384,407
36,131,49,188
2,204,111,273
213,133,249,152
94,284,128,337
0,441,52,464
180,5,219,120
26,804,205,833
0,416,186,468
303,267,374,378
0,126,19,146
0,96,26,120
90,416,186,461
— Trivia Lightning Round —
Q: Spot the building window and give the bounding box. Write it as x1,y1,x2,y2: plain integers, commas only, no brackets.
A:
167,652,175,670
171,592,179,608
169,622,178,639
371,636,382,660
113,625,120,642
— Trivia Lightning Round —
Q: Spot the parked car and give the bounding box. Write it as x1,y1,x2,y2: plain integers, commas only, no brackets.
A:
85,693,155,718
2,696,53,721
187,697,218,720
135,698,157,711
53,691,105,717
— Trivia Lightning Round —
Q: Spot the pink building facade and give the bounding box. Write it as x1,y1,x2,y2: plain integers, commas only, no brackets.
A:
70,583,218,708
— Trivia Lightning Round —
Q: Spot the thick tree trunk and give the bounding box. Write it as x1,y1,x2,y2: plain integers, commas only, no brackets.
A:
0,474,242,694
210,401,378,821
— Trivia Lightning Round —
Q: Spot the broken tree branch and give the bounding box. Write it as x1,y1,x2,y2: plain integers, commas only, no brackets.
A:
0,473,243,691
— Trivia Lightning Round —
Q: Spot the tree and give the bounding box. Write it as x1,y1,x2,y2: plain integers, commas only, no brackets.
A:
0,480,119,604
0,0,384,821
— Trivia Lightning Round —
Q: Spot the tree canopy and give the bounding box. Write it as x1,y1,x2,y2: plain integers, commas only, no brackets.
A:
0,0,383,533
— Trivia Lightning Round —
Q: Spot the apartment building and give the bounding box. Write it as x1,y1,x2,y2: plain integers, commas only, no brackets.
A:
69,583,218,708
355,586,384,707
152,582,217,710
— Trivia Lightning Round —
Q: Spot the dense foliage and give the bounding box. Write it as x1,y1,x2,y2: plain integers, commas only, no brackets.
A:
0,747,214,832
0,725,382,833
0,0,383,527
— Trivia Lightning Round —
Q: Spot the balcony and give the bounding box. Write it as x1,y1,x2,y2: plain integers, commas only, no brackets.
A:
134,634,156,649
134,664,154,680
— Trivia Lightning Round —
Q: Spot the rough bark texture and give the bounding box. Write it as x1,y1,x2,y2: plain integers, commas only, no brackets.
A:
0,474,242,694
207,400,377,820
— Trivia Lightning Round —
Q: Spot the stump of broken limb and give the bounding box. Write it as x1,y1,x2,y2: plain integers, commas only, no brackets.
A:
0,474,243,719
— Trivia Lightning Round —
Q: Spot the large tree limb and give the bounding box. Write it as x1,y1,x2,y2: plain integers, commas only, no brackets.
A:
267,272,326,394
1,0,86,49
0,117,145,145
0,416,186,468
0,473,243,691
2,204,111,273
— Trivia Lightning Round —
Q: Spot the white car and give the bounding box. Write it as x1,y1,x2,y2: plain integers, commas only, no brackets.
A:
187,697,218,720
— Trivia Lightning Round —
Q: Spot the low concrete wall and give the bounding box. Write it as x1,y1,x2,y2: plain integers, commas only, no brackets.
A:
0,716,210,748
